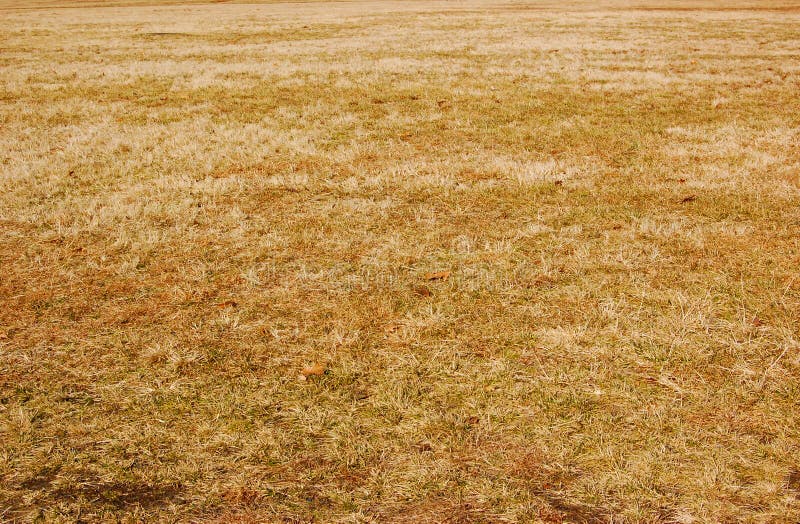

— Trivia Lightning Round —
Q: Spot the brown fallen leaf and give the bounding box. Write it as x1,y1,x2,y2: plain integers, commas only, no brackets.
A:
424,271,451,281
216,300,238,308
413,285,433,297
298,362,326,381
679,195,697,204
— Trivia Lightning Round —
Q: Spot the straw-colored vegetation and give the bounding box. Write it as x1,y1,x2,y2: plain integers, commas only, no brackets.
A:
1,0,799,521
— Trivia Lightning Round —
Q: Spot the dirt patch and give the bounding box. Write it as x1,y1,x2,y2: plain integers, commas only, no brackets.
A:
50,480,183,510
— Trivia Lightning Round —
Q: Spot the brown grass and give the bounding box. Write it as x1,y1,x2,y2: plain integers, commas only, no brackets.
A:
1,0,800,521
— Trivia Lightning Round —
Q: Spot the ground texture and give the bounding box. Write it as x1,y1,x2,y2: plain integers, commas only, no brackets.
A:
1,0,800,522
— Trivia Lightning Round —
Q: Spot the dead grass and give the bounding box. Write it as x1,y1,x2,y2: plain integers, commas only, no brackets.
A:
1,0,800,522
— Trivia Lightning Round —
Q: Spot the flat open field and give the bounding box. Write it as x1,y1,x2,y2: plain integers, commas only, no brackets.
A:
1,0,800,521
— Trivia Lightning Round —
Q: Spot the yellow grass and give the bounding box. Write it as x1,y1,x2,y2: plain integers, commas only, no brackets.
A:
1,0,800,521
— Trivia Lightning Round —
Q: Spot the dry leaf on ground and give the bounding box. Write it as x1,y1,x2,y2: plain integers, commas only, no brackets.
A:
414,285,433,297
216,300,238,308
298,363,326,381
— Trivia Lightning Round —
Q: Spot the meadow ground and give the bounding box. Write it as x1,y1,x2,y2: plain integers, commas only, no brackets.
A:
1,0,800,521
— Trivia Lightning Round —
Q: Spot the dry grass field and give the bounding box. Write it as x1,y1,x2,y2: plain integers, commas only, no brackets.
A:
1,0,800,521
